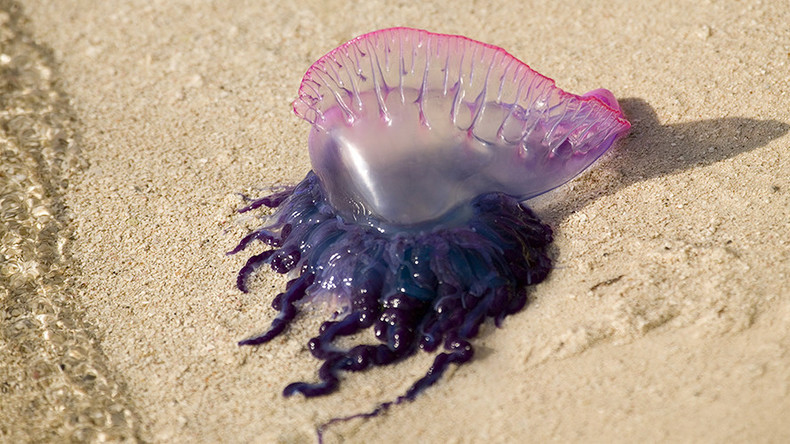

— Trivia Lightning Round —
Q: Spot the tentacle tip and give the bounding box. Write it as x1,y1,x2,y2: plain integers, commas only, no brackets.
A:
238,333,272,346
283,383,305,397
226,245,247,256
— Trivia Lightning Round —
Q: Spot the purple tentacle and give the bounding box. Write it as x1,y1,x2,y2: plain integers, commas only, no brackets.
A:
238,273,315,345
238,187,295,213
236,250,275,293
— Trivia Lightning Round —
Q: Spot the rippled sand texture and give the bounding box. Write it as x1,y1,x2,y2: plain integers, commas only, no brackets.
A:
0,2,138,441
5,0,790,443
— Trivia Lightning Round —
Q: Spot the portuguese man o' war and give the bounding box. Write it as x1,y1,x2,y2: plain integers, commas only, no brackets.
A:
230,27,630,413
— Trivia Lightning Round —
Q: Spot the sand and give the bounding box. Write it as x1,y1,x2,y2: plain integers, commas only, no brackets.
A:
3,0,790,442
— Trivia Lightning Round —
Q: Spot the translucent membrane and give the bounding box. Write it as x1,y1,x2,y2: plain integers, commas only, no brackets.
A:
293,27,631,225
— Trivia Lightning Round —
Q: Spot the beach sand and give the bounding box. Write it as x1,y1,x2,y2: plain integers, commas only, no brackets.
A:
3,0,790,442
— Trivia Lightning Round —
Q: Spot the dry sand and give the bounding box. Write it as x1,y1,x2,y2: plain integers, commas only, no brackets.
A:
3,0,790,442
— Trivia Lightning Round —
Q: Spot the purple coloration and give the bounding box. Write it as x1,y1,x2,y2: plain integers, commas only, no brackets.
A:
237,187,295,213
230,27,630,431
234,172,552,398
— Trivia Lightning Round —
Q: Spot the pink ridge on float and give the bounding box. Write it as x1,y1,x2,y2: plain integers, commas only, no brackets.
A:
293,27,630,225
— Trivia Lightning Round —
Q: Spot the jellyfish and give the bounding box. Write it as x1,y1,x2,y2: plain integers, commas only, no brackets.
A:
229,28,630,403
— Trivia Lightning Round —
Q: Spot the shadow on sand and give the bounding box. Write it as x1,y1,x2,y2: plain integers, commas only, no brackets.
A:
537,97,790,222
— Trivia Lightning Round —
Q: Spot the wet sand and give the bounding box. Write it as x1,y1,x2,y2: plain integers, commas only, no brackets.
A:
4,0,790,442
